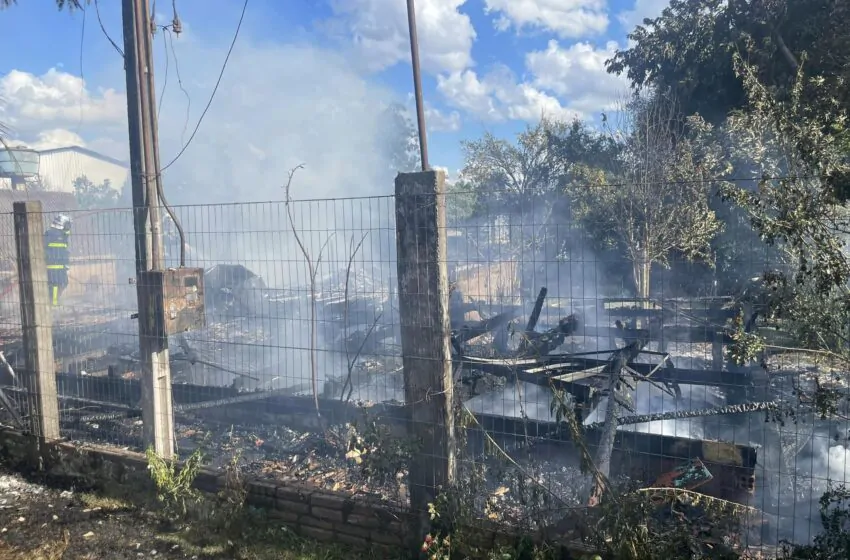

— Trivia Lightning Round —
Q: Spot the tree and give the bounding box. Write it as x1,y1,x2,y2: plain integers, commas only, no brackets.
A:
0,0,84,9
73,175,120,210
606,0,850,125
459,118,568,297
444,179,478,224
568,93,724,301
378,103,420,176
460,117,567,216
719,55,850,370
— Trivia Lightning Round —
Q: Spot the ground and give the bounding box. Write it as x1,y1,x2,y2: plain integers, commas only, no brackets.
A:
0,469,386,560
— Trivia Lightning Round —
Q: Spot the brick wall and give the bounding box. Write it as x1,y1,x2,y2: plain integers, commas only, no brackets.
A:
0,428,413,553
0,428,594,556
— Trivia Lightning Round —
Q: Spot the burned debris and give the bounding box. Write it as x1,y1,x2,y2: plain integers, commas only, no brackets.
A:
446,284,761,511
0,253,813,555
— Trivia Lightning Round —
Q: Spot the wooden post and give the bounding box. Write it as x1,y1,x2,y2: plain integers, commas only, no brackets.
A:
394,170,455,536
13,201,60,440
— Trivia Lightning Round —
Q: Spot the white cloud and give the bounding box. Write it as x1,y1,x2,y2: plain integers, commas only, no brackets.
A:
618,0,669,32
484,0,608,38
526,40,627,114
437,66,580,124
24,128,87,150
438,40,627,124
0,68,127,159
327,0,476,74
0,68,125,128
425,105,462,132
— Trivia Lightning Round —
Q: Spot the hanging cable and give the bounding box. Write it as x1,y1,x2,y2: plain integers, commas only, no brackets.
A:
159,0,247,173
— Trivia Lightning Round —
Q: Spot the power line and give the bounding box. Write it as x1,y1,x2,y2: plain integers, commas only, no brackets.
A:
443,173,828,196
165,27,191,146
157,28,169,119
94,0,124,57
159,0,248,173
74,3,86,135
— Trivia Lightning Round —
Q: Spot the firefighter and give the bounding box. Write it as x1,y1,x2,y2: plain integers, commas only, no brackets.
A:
45,214,71,306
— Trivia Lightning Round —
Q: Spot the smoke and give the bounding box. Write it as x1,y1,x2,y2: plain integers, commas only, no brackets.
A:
104,32,409,392
150,35,401,269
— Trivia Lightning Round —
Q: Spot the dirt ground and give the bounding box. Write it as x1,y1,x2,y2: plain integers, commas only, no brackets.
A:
0,469,385,560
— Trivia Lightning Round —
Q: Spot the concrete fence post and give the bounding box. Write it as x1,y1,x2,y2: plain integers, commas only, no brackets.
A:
394,170,456,540
13,201,60,440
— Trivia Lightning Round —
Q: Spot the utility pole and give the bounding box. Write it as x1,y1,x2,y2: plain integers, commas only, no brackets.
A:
122,0,175,458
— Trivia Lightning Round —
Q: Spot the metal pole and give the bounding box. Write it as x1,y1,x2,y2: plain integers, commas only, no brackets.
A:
405,0,429,171
136,0,164,270
121,0,150,273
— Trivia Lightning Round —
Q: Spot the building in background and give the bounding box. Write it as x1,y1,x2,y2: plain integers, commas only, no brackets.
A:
0,145,128,193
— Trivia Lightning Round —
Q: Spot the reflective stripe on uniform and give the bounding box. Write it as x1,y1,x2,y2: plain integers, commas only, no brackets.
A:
52,286,59,306
47,242,68,248
47,265,66,269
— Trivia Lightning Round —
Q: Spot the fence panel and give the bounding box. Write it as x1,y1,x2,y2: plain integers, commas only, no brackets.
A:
0,183,846,553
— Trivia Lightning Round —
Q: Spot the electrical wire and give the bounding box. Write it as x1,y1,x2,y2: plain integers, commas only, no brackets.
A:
442,173,828,196
75,3,86,136
94,0,124,57
159,0,248,173
165,27,191,146
157,29,169,120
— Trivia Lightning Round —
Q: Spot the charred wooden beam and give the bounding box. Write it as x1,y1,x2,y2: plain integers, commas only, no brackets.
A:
517,313,581,358
627,361,753,388
525,287,547,334
452,309,519,346
590,334,649,505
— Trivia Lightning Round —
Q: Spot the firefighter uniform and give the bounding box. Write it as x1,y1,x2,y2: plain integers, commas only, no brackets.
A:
45,215,71,306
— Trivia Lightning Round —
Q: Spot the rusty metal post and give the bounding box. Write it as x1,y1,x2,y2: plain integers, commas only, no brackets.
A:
406,0,430,171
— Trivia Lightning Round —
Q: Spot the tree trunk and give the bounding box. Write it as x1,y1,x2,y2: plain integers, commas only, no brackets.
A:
631,247,651,328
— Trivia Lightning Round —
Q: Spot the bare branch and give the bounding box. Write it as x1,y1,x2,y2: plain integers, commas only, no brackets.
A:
282,164,329,419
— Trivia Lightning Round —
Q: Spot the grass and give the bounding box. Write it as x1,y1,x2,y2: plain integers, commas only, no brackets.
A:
0,532,71,560
162,526,378,560
78,492,134,512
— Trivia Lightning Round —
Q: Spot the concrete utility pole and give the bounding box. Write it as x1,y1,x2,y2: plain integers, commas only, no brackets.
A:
122,0,175,458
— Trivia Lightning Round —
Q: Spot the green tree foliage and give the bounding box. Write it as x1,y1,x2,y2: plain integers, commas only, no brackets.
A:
607,0,850,125
717,55,850,424
73,175,120,210
460,117,566,215
378,102,420,175
564,94,724,299
444,179,478,224
0,0,84,9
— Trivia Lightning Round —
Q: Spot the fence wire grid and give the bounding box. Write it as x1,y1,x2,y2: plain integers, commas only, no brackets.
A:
0,184,845,556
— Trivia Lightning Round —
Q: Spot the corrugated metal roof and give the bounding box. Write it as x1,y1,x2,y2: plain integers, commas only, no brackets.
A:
37,145,129,168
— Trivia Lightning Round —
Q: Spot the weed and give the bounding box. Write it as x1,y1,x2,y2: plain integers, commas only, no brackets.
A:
345,414,417,497
782,483,850,559
146,446,204,521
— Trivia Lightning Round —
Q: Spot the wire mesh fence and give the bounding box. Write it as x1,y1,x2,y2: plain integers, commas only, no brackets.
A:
440,182,850,554
0,181,846,554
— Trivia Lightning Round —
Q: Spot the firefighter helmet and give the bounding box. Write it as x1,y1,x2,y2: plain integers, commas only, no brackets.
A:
50,214,71,231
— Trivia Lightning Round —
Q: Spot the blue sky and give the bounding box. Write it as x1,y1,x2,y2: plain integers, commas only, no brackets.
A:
0,0,667,198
